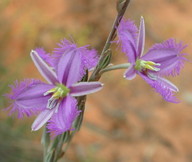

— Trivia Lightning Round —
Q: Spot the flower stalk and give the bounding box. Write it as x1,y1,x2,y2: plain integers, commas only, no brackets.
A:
99,63,130,75
89,0,131,81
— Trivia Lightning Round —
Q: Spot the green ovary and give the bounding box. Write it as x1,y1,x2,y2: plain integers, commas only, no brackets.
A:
46,84,70,100
44,84,70,109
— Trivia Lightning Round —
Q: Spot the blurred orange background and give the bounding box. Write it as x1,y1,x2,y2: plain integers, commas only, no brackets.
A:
1,0,192,161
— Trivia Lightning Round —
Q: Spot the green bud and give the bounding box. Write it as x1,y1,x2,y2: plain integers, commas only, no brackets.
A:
116,0,126,13
99,49,112,69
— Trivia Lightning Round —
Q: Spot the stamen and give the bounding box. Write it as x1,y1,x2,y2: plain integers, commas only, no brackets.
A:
44,84,70,110
148,73,157,80
145,65,160,71
147,61,160,66
43,87,57,96
47,97,58,109
54,101,61,113
135,59,161,72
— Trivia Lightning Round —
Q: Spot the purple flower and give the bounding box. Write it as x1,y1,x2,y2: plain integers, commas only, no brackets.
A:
6,41,103,137
117,17,187,103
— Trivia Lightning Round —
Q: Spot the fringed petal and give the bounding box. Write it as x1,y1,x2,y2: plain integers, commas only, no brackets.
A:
34,48,54,67
47,96,80,137
53,39,99,77
142,39,187,76
5,79,51,118
140,73,179,103
117,19,138,63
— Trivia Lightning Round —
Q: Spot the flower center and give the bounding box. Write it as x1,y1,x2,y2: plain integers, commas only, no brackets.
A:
135,59,161,72
44,84,70,109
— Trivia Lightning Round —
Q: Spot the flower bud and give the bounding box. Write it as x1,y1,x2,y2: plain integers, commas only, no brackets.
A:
116,0,126,13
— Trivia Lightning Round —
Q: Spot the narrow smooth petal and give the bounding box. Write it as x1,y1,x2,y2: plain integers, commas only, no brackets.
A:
124,64,137,80
70,82,103,96
32,109,55,131
139,73,179,103
157,77,179,92
57,49,81,86
34,48,54,67
47,96,80,137
31,50,58,84
117,19,138,63
141,39,187,76
137,16,145,57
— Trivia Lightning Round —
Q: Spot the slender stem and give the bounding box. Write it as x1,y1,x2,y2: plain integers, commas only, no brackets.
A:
99,63,130,75
53,134,66,162
62,132,75,155
100,0,131,59
41,127,50,162
89,0,131,81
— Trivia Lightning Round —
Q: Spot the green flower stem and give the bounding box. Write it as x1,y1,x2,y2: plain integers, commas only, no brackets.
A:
99,63,130,75
41,127,50,161
89,0,131,81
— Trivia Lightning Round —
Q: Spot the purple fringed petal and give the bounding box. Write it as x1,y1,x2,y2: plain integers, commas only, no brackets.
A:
137,17,145,57
47,96,80,137
139,73,179,103
124,64,137,80
30,50,58,84
142,39,187,76
76,47,99,75
70,82,103,96
32,109,55,131
53,39,99,77
34,48,54,67
57,48,81,86
5,79,51,118
53,39,78,58
16,83,54,100
117,19,138,63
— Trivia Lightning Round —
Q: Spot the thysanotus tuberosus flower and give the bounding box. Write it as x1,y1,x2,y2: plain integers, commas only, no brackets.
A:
6,40,103,137
117,17,187,103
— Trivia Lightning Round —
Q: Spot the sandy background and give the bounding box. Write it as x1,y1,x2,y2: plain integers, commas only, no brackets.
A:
1,0,192,161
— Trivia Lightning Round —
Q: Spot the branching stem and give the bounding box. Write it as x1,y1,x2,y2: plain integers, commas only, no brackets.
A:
89,0,131,81
99,63,130,75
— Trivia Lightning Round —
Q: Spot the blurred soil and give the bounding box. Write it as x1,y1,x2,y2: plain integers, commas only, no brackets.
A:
1,0,192,161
